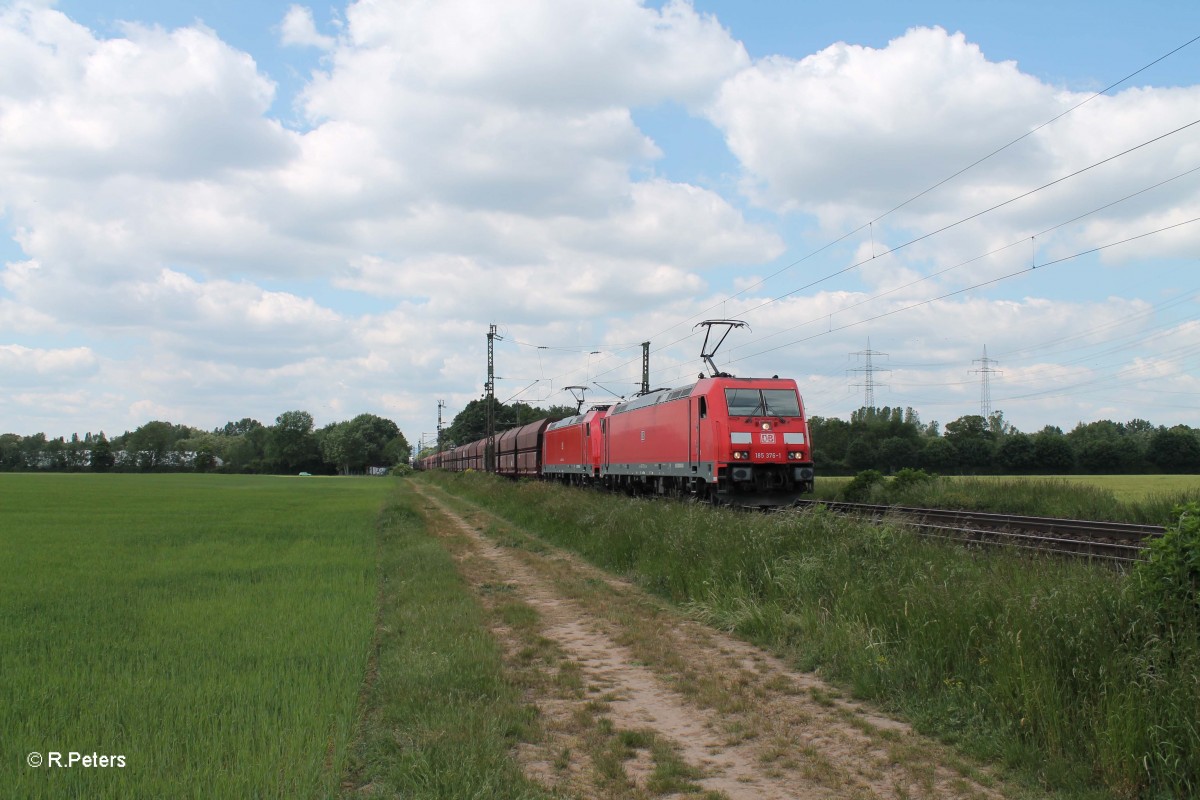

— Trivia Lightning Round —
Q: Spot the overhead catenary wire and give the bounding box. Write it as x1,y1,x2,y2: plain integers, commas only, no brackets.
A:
791,284,1199,409
589,117,1200,387
722,216,1200,365
474,36,1200,418
1002,273,1199,346
859,280,1200,372
500,380,542,406
719,164,1200,357
728,116,1200,322
508,339,645,352
996,338,1200,403
617,34,1200,349
886,317,1199,391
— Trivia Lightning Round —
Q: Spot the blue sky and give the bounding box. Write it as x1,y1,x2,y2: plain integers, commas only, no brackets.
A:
1,0,1197,442
698,1,1199,83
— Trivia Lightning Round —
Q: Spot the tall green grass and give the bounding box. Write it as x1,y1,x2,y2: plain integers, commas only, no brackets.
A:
428,472,1200,799
0,474,388,799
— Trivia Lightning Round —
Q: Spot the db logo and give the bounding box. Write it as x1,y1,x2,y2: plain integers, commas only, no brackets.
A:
760,433,776,444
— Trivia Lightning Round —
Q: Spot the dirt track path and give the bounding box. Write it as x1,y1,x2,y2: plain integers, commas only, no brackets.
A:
415,483,1014,800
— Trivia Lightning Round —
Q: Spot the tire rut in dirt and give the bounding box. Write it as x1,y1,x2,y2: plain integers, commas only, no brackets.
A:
416,483,1009,800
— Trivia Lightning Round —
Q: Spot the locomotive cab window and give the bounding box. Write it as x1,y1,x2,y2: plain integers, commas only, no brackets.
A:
725,388,801,417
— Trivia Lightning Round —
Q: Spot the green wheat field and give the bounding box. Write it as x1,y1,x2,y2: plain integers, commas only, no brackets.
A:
0,474,390,799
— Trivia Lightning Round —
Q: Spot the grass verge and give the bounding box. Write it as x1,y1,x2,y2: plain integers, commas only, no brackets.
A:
425,471,1200,800
336,481,552,799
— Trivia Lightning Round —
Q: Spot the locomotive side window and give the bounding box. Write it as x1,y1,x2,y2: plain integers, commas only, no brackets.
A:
725,389,801,417
698,397,707,419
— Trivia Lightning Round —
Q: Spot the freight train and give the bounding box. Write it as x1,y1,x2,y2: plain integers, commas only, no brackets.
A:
418,375,814,507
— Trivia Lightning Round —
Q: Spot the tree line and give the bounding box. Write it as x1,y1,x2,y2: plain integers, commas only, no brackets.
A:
439,400,1190,474
7,402,1196,476
812,407,1200,475
0,411,411,475
435,399,1200,475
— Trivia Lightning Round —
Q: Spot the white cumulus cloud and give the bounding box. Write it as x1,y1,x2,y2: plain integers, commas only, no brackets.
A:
280,5,335,50
706,26,1200,266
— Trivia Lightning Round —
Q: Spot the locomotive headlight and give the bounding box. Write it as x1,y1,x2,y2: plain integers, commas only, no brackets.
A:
788,451,803,460
761,422,771,431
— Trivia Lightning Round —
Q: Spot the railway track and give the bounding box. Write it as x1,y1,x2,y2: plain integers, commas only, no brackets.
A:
794,499,1165,563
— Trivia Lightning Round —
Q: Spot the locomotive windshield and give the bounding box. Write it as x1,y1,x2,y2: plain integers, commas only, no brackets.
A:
725,388,801,417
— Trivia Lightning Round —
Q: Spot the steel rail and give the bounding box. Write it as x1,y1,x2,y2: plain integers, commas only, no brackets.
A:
794,499,1164,563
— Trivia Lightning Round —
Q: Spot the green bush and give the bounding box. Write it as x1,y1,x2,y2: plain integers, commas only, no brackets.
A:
839,469,884,501
1135,502,1200,626
889,467,936,490
837,468,936,504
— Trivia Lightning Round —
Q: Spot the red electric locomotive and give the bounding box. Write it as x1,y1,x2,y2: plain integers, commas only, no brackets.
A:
543,406,610,484
600,376,813,506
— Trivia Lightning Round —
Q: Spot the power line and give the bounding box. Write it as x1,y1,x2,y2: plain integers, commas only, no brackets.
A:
600,34,1200,356
598,209,1196,393
878,313,1198,394
719,165,1200,358
998,338,1200,403
864,33,1200,226
729,116,1200,322
992,286,1200,362
588,117,1200,389
481,39,1200,405
723,215,1200,366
